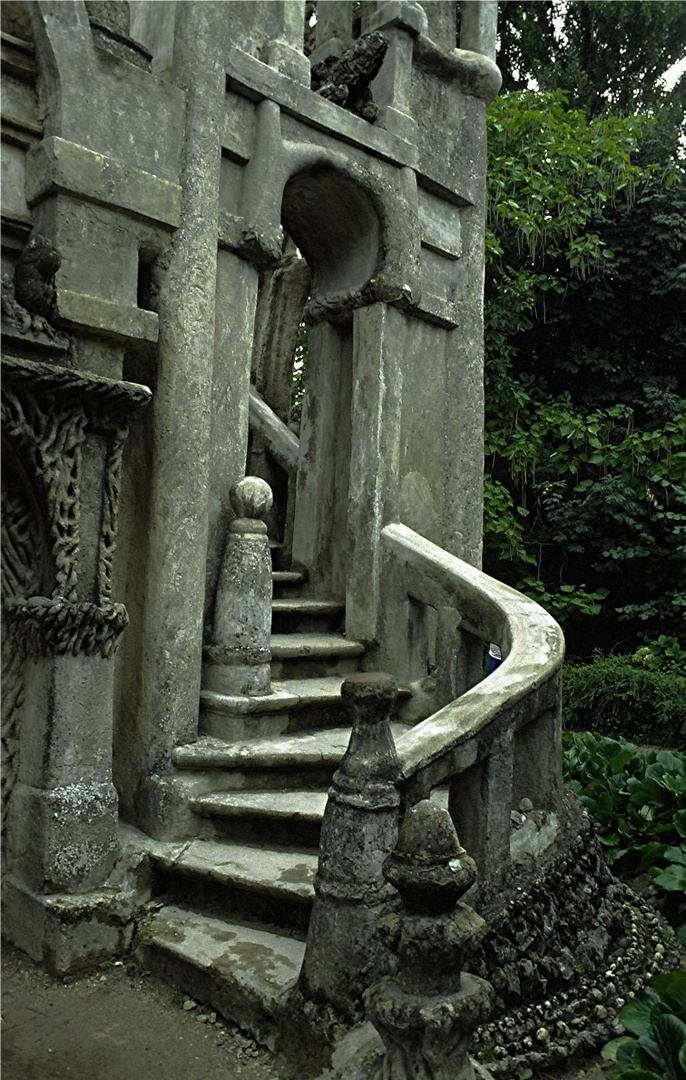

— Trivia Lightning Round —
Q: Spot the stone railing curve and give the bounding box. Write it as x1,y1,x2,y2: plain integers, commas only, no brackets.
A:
382,522,565,882
248,386,299,566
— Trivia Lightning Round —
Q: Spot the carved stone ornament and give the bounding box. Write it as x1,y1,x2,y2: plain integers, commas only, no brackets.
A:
3,596,129,659
311,32,389,122
1,355,151,652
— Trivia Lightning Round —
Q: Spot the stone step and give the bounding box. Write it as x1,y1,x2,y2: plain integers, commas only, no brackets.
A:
138,905,308,1054
190,789,329,847
145,834,317,932
199,675,353,740
270,632,365,679
272,570,305,586
174,722,412,776
271,598,344,633
271,569,306,599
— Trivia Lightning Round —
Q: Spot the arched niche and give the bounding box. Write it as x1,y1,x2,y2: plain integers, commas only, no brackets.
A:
279,165,384,603
282,164,381,296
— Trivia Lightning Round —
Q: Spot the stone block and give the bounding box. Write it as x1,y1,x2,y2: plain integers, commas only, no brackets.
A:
26,136,182,227
1,874,135,975
54,289,159,343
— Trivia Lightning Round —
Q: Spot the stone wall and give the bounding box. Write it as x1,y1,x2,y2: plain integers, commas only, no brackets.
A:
1,0,499,960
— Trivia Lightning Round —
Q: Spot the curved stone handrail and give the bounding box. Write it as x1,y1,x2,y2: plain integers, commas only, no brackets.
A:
382,523,565,874
248,386,299,473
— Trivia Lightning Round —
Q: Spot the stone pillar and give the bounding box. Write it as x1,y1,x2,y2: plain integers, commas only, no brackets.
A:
299,673,401,1021
346,304,403,641
291,320,353,600
365,799,494,1080
459,0,498,61
449,728,514,880
267,0,310,85
310,0,353,65
369,1,428,140
203,477,273,697
135,2,224,792
1,358,149,895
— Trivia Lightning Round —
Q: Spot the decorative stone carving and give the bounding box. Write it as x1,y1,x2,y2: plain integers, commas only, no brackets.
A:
3,596,129,659
203,477,274,696
365,799,494,1080
1,355,151,618
13,233,61,320
311,32,389,121
299,672,401,1021
1,354,150,842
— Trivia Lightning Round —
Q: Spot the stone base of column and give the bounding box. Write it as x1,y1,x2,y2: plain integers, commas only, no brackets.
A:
267,40,311,84
133,772,202,842
9,780,119,894
1,874,136,976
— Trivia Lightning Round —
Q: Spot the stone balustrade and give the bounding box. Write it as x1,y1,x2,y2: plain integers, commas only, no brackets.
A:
365,799,494,1080
381,523,565,883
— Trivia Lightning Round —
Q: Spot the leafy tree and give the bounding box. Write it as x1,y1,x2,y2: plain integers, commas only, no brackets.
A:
497,1,686,130
483,90,686,654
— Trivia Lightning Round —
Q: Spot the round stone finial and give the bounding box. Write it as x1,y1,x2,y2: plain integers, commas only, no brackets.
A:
396,799,462,861
230,476,273,521
383,799,477,913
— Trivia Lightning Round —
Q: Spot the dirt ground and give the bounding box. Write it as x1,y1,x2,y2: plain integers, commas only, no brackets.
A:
1,941,612,1080
1,942,291,1080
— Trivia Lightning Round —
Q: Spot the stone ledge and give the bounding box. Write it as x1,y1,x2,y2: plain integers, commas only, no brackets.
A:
54,288,159,343
26,136,182,228
225,45,419,171
224,45,476,210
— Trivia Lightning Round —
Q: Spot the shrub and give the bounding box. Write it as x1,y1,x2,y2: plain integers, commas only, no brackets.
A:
601,969,686,1079
562,652,686,747
562,732,686,941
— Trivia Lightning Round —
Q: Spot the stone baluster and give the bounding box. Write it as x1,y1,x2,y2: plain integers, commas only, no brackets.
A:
365,799,495,1080
267,0,311,85
368,1,428,141
310,0,353,66
450,727,514,882
203,476,273,697
299,672,401,1021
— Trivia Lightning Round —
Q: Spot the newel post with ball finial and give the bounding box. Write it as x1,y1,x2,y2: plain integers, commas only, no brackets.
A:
203,476,274,697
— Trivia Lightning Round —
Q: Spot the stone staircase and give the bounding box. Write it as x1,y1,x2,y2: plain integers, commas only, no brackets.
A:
132,564,411,1049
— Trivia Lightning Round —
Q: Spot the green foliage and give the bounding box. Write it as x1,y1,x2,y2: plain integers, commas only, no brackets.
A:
562,732,686,938
291,321,308,408
497,1,686,131
601,970,686,1079
633,637,686,676
483,88,686,653
563,653,686,747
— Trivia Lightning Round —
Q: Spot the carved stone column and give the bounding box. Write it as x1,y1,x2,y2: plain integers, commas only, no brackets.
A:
1,355,150,899
365,799,495,1080
299,673,401,1021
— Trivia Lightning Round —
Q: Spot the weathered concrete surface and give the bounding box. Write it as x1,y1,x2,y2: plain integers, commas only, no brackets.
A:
1,941,286,1080
1,939,611,1080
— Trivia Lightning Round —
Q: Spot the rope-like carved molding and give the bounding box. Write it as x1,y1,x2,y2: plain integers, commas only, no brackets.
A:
4,595,129,659
2,355,151,603
2,475,45,836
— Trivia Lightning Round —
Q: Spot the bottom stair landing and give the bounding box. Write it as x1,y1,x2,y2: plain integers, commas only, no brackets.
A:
137,904,307,1054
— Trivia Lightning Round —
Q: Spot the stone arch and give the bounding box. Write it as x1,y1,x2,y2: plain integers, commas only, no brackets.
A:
281,163,381,297
276,163,390,601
